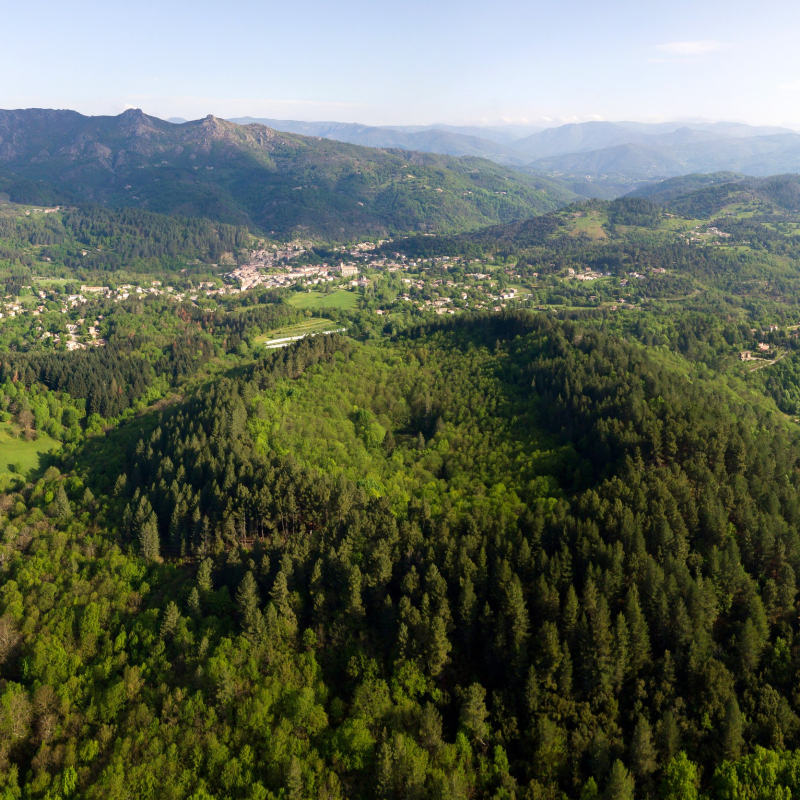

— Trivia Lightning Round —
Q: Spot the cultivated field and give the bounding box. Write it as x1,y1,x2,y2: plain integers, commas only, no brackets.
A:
255,317,346,348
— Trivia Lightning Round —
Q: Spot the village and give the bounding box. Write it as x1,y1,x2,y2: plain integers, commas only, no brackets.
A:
0,219,785,359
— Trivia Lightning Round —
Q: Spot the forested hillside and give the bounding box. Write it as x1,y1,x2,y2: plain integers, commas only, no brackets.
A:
639,174,800,218
0,204,251,275
1,308,800,798
4,168,800,797
0,110,575,239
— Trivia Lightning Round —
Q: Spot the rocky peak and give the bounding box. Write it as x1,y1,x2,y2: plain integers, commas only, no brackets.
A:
200,114,231,131
115,108,160,138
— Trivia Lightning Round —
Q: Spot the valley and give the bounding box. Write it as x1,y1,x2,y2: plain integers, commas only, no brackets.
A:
3,114,800,798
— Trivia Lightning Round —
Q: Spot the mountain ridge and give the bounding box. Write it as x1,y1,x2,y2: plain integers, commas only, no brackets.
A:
0,108,576,240
530,133,800,182
226,117,530,165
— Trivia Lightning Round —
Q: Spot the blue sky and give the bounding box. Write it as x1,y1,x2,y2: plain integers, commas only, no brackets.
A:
3,0,800,128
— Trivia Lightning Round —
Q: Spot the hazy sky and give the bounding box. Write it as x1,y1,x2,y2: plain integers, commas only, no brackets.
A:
3,0,800,128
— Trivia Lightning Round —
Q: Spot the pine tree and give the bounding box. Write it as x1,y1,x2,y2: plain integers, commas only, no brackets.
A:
271,570,297,632
583,586,613,696
237,571,265,639
259,554,271,578
197,558,213,593
504,573,530,662
160,601,180,639
425,614,451,677
656,711,680,763
721,696,744,761
629,715,657,778
557,642,573,695
460,683,488,745
535,621,562,690
613,614,630,692
286,755,302,800
113,473,128,497
603,760,634,800
459,576,477,628
347,565,365,620
562,583,580,646
49,485,72,519
418,702,443,755
139,513,160,562
625,585,651,673
376,739,394,800
187,587,202,617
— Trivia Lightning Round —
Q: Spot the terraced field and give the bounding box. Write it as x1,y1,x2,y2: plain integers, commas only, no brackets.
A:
254,317,346,348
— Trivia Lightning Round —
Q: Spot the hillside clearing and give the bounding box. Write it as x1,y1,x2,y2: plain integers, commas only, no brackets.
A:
0,424,61,476
288,289,359,310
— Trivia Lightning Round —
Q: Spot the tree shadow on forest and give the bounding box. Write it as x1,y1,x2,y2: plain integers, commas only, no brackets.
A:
73,362,251,494
74,400,176,495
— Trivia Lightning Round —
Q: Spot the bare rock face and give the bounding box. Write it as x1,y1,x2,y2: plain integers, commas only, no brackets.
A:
0,109,87,161
114,108,165,143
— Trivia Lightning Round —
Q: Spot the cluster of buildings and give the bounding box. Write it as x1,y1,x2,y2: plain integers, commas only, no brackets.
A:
1,277,236,327
739,326,785,362
63,316,106,351
567,267,606,282
684,224,733,244
36,315,106,351
390,273,524,316
707,226,731,239
225,259,361,292
23,206,60,216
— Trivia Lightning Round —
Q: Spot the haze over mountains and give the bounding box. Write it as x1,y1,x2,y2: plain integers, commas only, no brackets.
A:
227,118,544,166
529,129,800,185
228,116,800,194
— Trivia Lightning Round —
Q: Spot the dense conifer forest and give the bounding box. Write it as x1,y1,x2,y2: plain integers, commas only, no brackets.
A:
5,175,800,797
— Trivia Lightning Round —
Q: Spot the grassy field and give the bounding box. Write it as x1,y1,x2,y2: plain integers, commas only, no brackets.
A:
567,211,608,240
32,277,70,287
255,317,345,347
288,289,359,310
0,424,61,475
663,217,706,232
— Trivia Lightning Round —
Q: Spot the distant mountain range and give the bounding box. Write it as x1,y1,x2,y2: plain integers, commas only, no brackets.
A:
3,107,799,240
510,120,795,160
227,118,535,166
226,117,800,197
530,131,800,179
0,108,575,239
